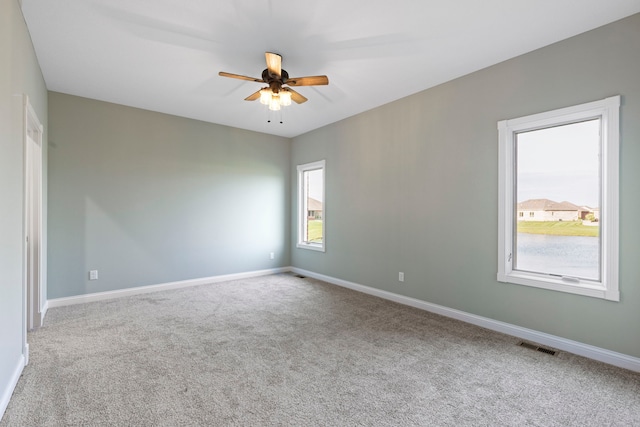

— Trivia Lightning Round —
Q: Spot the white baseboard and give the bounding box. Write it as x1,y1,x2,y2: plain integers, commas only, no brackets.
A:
47,267,290,308
0,354,25,420
291,267,640,373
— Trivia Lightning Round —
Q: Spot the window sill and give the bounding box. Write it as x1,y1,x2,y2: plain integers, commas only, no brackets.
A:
497,270,619,301
296,242,325,252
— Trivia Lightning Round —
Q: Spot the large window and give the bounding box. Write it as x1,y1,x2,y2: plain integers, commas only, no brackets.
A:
497,96,620,301
297,160,325,252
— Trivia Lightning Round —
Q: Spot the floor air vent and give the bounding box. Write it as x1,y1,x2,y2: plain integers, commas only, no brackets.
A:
517,341,557,356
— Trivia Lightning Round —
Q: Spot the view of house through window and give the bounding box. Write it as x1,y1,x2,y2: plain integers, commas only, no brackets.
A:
515,119,601,280
303,168,324,243
297,160,325,251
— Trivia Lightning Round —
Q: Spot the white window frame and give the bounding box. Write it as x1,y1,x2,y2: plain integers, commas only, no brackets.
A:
297,160,325,252
497,96,620,301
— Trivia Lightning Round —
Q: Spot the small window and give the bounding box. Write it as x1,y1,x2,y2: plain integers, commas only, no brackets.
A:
498,96,620,301
297,160,325,252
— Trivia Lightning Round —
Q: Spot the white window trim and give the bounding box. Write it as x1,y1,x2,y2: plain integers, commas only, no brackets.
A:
497,96,620,301
297,160,325,252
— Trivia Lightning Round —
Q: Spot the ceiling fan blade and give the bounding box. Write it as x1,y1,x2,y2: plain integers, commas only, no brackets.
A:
285,75,329,86
287,88,308,104
244,90,262,101
218,71,264,83
265,52,282,78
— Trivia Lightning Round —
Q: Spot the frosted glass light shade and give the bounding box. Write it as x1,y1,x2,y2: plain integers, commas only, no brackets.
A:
259,88,271,105
269,96,281,111
279,90,292,106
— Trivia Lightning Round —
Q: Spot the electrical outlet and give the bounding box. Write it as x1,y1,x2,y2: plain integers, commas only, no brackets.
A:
398,272,404,282
270,252,275,260
89,270,98,280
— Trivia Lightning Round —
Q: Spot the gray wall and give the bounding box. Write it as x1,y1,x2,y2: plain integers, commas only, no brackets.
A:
0,0,48,414
291,14,640,358
48,93,290,299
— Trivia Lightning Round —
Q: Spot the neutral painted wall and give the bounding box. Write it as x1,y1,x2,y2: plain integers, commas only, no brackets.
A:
291,14,640,358
48,93,290,299
0,0,48,416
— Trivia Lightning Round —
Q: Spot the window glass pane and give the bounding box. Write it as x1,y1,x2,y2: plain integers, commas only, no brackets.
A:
515,119,600,280
303,168,323,244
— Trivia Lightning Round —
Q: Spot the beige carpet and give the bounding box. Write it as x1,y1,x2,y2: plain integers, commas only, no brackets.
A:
2,273,639,426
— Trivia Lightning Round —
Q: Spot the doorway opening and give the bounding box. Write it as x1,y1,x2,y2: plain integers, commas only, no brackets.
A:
23,95,45,362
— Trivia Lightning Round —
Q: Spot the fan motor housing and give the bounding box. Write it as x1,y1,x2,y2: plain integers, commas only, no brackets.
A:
262,68,289,84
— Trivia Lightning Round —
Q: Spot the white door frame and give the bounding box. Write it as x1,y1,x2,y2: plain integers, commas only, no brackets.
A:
23,95,45,362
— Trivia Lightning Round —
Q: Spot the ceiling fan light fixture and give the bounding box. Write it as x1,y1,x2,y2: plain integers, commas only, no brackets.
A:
279,90,292,107
268,96,281,111
259,88,271,105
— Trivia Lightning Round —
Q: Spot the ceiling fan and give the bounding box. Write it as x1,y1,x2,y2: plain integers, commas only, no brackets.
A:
219,52,329,111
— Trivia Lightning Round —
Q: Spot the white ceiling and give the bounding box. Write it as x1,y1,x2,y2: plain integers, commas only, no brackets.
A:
21,0,640,138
